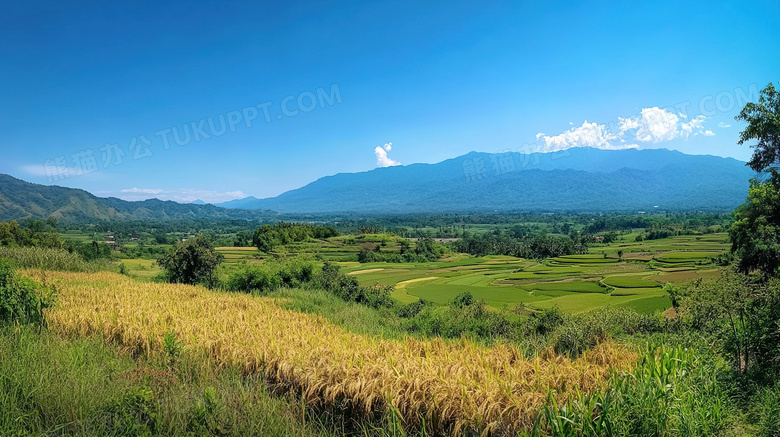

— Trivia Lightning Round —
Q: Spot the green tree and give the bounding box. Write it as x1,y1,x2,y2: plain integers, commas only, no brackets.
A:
680,269,780,376
736,82,780,173
731,174,780,276
156,234,223,287
731,82,780,276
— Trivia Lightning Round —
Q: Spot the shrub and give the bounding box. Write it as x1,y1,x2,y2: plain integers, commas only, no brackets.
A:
156,234,223,287
452,291,474,308
0,260,55,325
527,307,566,336
398,299,429,318
226,258,317,293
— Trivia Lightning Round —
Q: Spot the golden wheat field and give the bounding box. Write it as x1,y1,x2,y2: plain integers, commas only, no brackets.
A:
29,270,638,435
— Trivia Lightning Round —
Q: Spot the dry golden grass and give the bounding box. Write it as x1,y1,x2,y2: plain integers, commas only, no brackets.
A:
32,270,637,435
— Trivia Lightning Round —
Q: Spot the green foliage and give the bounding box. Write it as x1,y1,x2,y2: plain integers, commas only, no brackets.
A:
189,386,226,435
103,384,159,435
0,260,55,325
736,82,780,173
252,222,338,252
528,307,566,335
398,299,429,318
0,220,63,249
0,324,329,436
162,331,183,365
677,269,780,376
531,344,730,437
226,258,317,292
356,237,445,263
0,246,111,272
156,234,224,287
451,232,587,260
730,173,780,277
452,291,474,308
752,381,780,437
227,259,394,309
402,298,515,341
66,239,113,261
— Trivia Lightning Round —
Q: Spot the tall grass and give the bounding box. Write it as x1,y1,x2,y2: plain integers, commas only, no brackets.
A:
0,324,332,436
31,270,638,435
0,246,114,272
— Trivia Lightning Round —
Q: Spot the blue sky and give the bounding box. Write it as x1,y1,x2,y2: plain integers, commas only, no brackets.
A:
1,0,778,203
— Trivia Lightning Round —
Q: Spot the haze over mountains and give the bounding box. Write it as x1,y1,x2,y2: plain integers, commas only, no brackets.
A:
0,174,276,223
217,148,755,213
0,148,756,222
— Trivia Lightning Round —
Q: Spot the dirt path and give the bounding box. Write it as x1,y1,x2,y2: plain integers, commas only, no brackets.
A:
347,268,385,275
395,277,440,288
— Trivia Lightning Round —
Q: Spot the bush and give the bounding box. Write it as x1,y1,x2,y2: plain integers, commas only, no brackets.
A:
403,299,515,340
226,258,318,293
452,291,474,308
157,235,223,287
0,260,55,325
398,299,429,318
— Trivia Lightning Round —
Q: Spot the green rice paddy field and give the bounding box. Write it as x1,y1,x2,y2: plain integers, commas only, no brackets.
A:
339,233,729,314
103,232,729,315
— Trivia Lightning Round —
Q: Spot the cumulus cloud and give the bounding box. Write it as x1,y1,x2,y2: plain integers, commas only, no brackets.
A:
375,142,400,167
537,121,637,153
537,107,714,152
718,122,731,128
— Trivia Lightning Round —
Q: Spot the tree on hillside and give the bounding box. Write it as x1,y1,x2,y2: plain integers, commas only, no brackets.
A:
157,234,223,287
731,82,780,276
736,82,780,173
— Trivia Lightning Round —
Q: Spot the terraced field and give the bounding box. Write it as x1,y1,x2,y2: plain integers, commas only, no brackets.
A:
118,233,729,315
338,234,730,314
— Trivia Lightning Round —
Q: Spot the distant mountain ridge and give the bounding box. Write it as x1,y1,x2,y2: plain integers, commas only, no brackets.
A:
216,148,756,213
0,174,275,223
0,148,756,221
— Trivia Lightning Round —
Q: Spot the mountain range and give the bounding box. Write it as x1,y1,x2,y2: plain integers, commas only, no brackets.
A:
0,174,275,223
216,148,756,213
0,148,756,222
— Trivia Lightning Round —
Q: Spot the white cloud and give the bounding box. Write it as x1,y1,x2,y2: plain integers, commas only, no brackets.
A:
536,121,636,153
121,187,164,195
375,142,400,167
634,107,681,142
20,163,85,178
538,107,714,152
718,122,731,128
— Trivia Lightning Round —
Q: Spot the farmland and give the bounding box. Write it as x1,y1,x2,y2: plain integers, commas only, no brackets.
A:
199,233,729,315
4,218,770,436
99,231,731,316
31,269,636,435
